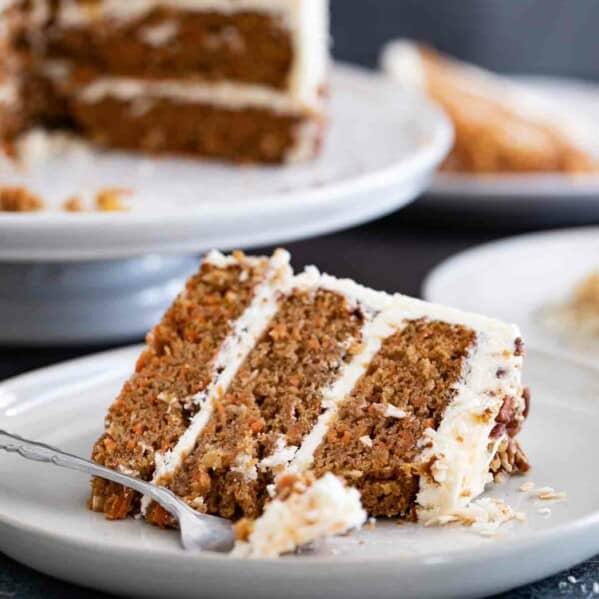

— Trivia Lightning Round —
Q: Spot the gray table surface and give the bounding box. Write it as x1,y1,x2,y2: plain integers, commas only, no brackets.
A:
1,204,598,598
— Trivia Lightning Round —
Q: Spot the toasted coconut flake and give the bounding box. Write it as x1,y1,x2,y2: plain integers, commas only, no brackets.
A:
537,491,567,501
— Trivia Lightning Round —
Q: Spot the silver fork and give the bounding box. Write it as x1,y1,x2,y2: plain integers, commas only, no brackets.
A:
0,430,235,553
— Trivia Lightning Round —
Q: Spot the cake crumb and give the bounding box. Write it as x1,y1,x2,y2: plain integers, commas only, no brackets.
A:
63,196,85,212
423,514,458,527
0,187,44,212
514,511,527,522
384,404,408,419
519,481,535,492
366,517,376,530
535,487,566,501
494,472,507,484
537,491,566,501
475,528,500,538
96,187,132,212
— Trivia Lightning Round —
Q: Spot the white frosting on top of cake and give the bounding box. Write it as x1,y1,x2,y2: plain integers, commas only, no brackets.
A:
203,249,263,268
234,473,366,558
318,272,394,314
145,249,293,503
58,0,313,24
382,39,599,158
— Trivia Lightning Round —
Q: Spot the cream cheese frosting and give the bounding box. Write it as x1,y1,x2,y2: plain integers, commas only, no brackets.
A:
234,473,366,558
78,77,321,114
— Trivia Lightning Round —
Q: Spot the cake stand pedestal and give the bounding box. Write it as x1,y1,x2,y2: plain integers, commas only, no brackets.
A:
0,256,198,345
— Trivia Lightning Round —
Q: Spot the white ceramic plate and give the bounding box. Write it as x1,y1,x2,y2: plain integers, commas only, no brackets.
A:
424,227,599,370
0,345,598,599
0,64,451,262
425,77,599,219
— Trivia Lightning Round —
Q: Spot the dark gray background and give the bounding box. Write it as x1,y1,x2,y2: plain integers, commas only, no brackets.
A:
331,0,599,80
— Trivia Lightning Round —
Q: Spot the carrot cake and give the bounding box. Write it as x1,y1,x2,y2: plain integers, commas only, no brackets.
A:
89,249,530,557
0,0,330,163
382,40,599,174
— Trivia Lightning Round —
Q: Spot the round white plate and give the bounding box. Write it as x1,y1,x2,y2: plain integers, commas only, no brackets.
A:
0,64,451,262
424,227,599,370
0,346,598,599
425,77,599,219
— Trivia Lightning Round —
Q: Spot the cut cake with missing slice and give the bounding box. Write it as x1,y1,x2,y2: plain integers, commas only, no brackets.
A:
90,249,530,557
1,0,329,164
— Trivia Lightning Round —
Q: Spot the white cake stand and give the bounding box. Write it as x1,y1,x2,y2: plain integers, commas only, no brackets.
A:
0,64,452,344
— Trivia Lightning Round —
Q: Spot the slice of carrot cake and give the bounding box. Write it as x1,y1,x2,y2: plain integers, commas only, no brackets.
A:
90,249,530,556
382,40,599,174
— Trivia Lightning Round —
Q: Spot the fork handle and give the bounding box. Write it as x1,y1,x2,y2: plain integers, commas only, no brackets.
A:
0,429,182,517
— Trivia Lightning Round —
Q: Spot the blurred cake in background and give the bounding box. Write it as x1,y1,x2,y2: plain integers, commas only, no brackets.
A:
0,0,330,164
382,40,599,174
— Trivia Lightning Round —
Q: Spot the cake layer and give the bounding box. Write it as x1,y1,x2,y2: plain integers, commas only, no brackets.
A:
90,251,292,520
69,93,321,163
45,9,294,89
